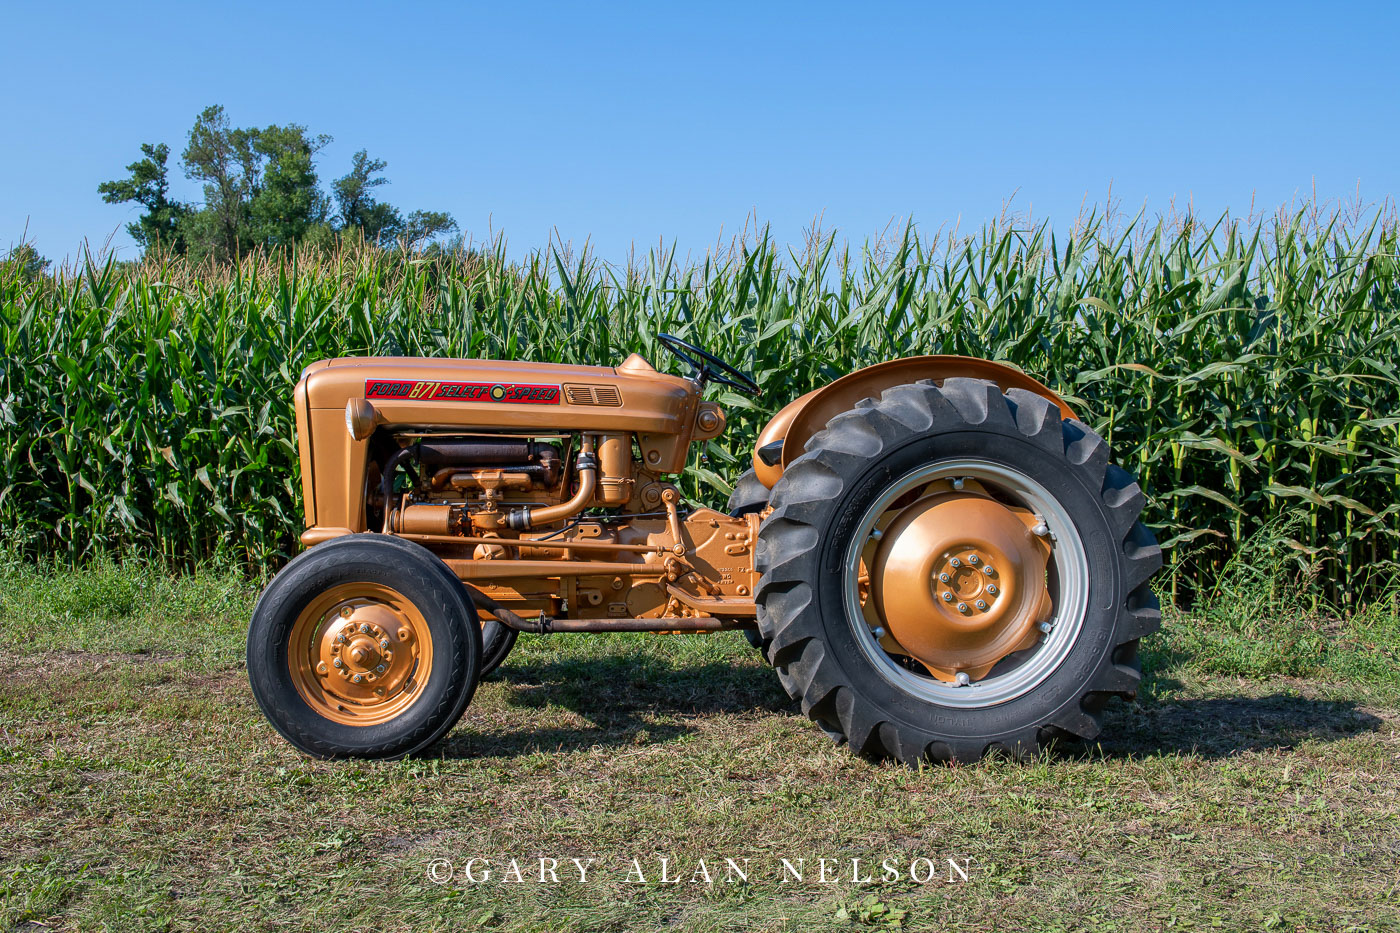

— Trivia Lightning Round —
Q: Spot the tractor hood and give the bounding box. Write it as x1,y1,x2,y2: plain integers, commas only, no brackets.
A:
300,353,696,434
291,352,712,543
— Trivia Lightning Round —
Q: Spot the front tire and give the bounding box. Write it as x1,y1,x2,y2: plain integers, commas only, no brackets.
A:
727,468,770,516
728,468,774,657
755,378,1160,764
247,534,482,759
479,620,518,678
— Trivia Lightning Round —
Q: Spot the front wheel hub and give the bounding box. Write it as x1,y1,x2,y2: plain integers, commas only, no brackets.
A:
871,489,1053,681
289,582,432,726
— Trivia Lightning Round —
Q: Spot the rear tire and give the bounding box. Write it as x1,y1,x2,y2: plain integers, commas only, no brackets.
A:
755,378,1160,764
247,534,482,759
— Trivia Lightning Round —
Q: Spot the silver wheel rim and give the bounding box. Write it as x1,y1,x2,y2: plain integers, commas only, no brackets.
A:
842,458,1089,709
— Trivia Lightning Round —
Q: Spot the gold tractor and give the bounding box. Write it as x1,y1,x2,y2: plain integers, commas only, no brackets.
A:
247,335,1160,763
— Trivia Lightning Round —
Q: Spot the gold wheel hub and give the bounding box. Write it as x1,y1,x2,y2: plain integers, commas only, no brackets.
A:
289,583,432,726
869,485,1053,681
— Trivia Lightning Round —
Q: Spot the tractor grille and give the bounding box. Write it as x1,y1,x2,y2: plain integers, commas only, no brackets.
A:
563,384,622,406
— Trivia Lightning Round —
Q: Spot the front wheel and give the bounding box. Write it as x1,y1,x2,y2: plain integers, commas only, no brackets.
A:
728,468,774,658
755,378,1161,764
727,468,770,517
479,620,518,678
247,534,482,758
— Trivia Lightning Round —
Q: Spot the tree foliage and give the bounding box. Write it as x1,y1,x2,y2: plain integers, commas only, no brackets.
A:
0,243,50,281
332,150,459,246
99,106,454,260
97,143,188,252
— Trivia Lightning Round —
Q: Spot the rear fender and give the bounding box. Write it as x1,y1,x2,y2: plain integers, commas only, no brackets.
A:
751,356,1078,488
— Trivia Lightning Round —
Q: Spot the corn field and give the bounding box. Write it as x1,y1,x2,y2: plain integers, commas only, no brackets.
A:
2,207,1398,606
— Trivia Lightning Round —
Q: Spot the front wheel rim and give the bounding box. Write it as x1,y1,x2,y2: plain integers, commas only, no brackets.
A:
843,458,1089,709
287,582,434,726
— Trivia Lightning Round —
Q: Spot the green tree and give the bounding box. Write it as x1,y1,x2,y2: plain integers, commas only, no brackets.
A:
333,150,391,234
104,105,460,259
405,210,458,243
334,151,458,246
97,143,188,253
181,105,261,260
0,243,50,281
249,124,332,247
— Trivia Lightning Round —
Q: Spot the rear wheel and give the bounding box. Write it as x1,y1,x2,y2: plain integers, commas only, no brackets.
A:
755,378,1160,763
247,534,482,758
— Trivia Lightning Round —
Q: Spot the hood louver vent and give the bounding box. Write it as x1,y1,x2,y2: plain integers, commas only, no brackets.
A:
564,384,622,406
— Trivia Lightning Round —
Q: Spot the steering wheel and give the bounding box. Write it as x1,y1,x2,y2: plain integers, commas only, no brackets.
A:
657,333,761,396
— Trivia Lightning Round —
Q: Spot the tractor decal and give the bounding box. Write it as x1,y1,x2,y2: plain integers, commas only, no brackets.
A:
364,379,561,404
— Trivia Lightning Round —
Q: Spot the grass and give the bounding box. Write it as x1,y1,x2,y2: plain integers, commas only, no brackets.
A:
2,560,1400,931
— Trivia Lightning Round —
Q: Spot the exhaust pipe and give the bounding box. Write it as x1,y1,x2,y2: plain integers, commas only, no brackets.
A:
506,436,597,531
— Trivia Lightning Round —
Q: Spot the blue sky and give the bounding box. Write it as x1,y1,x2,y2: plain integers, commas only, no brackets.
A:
3,1,1397,265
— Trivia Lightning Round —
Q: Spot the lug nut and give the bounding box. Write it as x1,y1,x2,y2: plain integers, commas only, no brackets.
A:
352,674,364,684
375,664,386,674
360,623,372,634
968,554,980,565
955,672,971,686
942,591,954,602
975,599,988,610
986,584,999,595
982,565,995,576
380,639,390,651
939,572,951,583
956,602,969,613
332,658,344,669
950,557,962,568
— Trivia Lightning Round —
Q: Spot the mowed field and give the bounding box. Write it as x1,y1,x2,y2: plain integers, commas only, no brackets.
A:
1,561,1399,932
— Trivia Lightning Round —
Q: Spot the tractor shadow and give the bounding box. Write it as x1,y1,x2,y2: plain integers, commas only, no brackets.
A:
433,648,794,759
1079,674,1386,761
431,645,1388,762
1079,643,1389,759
